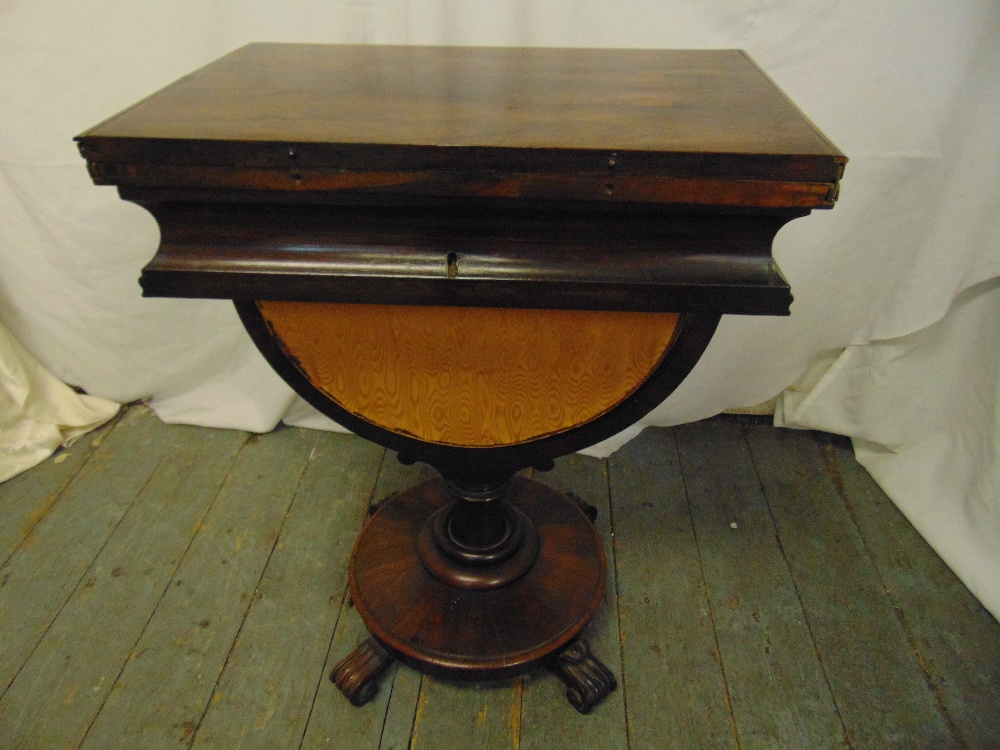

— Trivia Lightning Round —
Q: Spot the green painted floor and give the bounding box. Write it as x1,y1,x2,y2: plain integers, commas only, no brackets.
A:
1,405,997,749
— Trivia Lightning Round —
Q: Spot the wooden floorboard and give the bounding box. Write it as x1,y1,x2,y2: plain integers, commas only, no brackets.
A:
0,410,120,565
300,454,435,750
0,407,188,700
825,437,1000,750
1,420,247,749
608,427,736,750
79,424,320,749
746,425,957,749
191,433,384,749
520,453,628,750
675,421,845,750
1,407,998,749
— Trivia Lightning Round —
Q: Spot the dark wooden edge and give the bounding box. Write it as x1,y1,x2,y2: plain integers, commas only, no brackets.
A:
136,200,799,315
549,638,618,714
370,628,577,682
738,51,848,160
77,137,844,184
82,160,838,209
235,301,721,483
119,186,828,215
151,272,789,316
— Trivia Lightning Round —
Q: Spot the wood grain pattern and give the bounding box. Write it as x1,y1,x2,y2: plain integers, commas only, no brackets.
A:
107,164,837,209
607,427,737,749
0,407,174,695
6,414,1000,747
408,679,521,750
80,45,840,159
0,424,247,749
78,427,322,749
826,438,1000,749
259,301,680,447
143,203,796,316
520,454,628,749
78,46,845,209
0,414,118,564
300,456,436,750
192,434,383,749
745,425,955,749
349,477,605,678
674,421,844,749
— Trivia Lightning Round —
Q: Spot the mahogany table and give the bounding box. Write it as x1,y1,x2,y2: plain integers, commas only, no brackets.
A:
77,44,845,714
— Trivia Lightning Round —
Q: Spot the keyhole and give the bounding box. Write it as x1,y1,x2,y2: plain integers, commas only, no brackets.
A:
446,252,458,278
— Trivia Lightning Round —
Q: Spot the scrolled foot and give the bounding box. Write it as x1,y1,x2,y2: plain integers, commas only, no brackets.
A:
330,637,394,706
550,638,617,714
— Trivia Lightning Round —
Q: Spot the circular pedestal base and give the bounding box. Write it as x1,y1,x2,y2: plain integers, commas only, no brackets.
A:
349,476,606,680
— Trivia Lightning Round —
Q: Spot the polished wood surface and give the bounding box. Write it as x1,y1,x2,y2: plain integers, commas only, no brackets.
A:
77,45,845,316
81,45,837,155
77,45,845,209
348,477,605,679
259,301,680,447
238,303,721,486
140,203,797,315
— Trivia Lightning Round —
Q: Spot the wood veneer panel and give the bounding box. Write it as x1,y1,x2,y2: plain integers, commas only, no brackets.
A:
258,302,680,447
81,45,839,161
78,46,845,208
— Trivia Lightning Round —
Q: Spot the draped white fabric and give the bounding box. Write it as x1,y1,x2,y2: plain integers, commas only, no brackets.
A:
0,319,118,482
1,2,997,616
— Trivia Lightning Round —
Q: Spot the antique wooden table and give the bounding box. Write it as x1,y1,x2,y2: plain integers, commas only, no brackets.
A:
77,43,844,714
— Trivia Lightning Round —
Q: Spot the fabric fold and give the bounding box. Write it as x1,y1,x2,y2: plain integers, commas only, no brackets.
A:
0,319,119,482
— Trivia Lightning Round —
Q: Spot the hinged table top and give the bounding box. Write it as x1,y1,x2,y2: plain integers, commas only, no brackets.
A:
77,44,844,208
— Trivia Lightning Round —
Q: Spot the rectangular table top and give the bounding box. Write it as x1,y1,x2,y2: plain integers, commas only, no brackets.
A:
78,44,844,209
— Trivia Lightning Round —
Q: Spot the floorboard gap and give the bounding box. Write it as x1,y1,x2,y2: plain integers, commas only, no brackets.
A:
822,441,968,748
0,428,176,705
604,457,632,750
676,429,742,750
76,430,251,748
744,428,852,748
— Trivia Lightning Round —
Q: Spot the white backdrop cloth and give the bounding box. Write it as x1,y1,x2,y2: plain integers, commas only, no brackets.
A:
0,318,118,482
1,2,998,617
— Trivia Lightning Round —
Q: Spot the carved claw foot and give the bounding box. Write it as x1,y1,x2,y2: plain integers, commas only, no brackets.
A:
331,637,394,706
550,638,617,714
